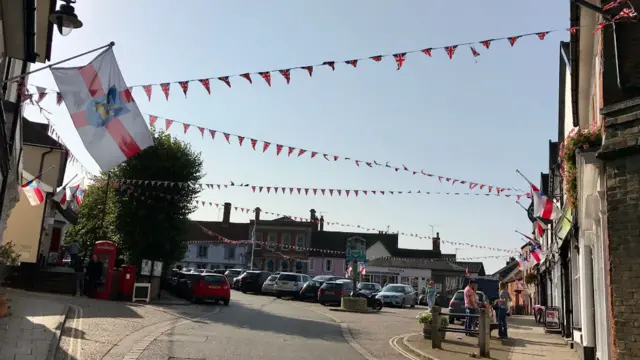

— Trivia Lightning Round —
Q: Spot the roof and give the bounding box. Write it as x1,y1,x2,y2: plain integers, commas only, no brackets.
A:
491,259,519,280
308,230,398,256
187,220,251,243
23,118,65,149
454,261,486,276
366,257,466,272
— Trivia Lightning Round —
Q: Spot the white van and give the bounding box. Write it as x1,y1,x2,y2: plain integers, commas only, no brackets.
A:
274,272,311,298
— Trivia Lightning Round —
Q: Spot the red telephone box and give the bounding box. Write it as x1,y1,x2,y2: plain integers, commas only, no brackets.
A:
120,265,136,300
93,241,117,300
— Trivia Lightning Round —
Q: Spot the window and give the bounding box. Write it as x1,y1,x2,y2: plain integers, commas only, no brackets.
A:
197,245,208,258
325,259,333,272
308,259,315,271
281,233,291,249
295,234,305,250
295,261,303,273
281,260,289,272
266,259,275,272
254,232,262,249
196,263,207,269
571,244,582,328
209,264,218,270
224,246,236,260
268,233,276,249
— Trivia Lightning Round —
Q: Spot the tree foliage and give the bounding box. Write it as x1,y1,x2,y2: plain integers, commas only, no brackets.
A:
64,131,203,267
112,131,203,268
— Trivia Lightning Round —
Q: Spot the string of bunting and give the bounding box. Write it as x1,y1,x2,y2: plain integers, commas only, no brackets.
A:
111,177,530,199
28,15,635,101
114,184,520,254
191,224,513,261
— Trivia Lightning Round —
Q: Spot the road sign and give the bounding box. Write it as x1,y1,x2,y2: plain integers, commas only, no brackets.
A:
346,236,367,262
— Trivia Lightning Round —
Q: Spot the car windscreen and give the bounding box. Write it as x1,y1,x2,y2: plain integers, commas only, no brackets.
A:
477,292,485,302
278,274,297,281
225,270,241,276
243,271,260,279
382,285,405,293
313,276,335,281
307,280,323,287
358,283,376,290
203,275,226,283
266,275,278,282
453,291,465,301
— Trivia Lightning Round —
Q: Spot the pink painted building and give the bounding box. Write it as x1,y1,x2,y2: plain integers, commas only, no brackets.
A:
307,256,347,277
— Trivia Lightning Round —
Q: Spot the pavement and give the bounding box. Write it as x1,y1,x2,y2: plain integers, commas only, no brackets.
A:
395,316,579,360
0,288,581,360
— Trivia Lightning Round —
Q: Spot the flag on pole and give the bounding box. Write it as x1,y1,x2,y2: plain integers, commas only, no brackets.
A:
70,181,85,206
530,184,561,224
360,263,366,275
465,267,470,276
51,47,153,171
22,179,45,206
346,264,352,278
53,187,68,209
530,246,542,263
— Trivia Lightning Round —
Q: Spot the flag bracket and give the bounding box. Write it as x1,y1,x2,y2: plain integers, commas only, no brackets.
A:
2,42,116,85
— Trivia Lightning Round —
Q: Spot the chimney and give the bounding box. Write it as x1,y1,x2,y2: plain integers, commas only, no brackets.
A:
222,202,231,224
433,232,441,252
254,207,261,221
319,216,324,231
310,209,318,231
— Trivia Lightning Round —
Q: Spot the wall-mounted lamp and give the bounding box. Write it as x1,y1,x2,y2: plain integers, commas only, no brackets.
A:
49,0,83,36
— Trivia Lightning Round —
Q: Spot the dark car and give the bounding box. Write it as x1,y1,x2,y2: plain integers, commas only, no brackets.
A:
318,280,353,306
299,275,342,300
357,282,382,296
239,271,272,293
448,290,486,323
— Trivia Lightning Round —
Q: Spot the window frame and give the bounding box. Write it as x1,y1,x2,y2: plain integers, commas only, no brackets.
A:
197,245,208,258
254,232,262,249
268,233,277,249
295,233,305,250
325,259,333,272
308,259,315,271
281,233,291,249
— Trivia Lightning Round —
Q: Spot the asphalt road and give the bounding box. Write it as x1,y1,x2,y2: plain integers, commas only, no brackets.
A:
136,293,368,360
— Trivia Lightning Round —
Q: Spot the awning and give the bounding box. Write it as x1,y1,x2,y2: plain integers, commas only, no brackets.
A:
555,207,573,242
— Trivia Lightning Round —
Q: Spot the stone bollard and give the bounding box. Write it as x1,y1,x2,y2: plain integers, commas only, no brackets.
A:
478,307,490,357
341,297,368,312
431,306,442,349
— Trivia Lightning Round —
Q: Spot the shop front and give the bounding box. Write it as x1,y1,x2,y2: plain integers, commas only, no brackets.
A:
362,266,431,291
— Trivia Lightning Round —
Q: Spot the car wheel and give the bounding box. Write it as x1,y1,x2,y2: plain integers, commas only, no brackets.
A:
320,301,326,306
223,299,230,306
400,299,406,308
410,298,416,308
275,292,282,299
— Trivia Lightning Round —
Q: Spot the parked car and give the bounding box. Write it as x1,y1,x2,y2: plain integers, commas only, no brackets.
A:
299,276,341,300
261,274,279,295
210,269,226,275
274,272,311,298
224,269,246,284
176,273,230,305
239,271,272,293
376,284,417,308
318,280,353,305
357,282,382,296
448,290,487,324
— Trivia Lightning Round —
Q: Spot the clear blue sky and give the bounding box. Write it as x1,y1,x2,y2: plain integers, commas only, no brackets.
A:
25,0,568,273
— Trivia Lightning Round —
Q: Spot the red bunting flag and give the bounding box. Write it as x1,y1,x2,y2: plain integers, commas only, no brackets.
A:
178,81,189,97
198,127,205,137
421,48,432,57
143,85,152,101
223,133,231,143
445,46,457,59
183,123,190,134
263,142,270,152
287,147,295,156
536,32,548,40
251,139,258,150
370,55,383,62
276,144,283,156
240,73,252,84
303,66,313,77
323,61,335,70
199,79,211,94
165,119,173,131
297,149,306,157
218,76,231,88
470,47,480,58
259,72,271,86
238,136,245,146
508,36,519,46
149,115,158,127
481,40,491,49
160,83,171,100
56,92,63,105
393,53,406,70
346,60,358,68
209,129,216,139
279,69,291,84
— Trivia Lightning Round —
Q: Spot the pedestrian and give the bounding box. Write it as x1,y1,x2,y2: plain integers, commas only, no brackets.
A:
426,280,436,308
86,255,103,298
464,279,479,336
73,256,85,296
497,282,511,339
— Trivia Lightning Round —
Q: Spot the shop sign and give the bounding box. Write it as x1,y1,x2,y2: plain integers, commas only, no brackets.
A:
545,306,561,331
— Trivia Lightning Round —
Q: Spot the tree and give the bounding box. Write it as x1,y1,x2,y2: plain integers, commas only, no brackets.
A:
62,178,118,257
112,131,203,269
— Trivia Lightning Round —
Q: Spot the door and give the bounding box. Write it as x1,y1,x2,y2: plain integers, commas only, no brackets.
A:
49,227,62,253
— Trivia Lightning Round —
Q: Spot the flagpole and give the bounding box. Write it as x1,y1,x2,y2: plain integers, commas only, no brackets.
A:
2,42,116,85
60,174,79,190
515,200,528,211
22,165,56,186
515,169,534,186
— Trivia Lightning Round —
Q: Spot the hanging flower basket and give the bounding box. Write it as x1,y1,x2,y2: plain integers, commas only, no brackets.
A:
560,128,602,209
524,273,538,285
417,311,448,340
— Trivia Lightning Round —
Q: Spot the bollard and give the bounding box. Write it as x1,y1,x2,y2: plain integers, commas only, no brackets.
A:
431,306,442,349
478,307,490,357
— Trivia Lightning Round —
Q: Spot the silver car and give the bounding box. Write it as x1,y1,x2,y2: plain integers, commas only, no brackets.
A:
376,284,417,308
261,275,278,295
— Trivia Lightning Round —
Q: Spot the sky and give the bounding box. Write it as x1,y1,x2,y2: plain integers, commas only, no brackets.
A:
25,0,568,273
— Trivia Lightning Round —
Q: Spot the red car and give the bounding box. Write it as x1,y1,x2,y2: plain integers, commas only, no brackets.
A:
185,273,230,305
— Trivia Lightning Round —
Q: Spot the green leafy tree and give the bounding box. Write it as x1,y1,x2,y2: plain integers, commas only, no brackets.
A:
112,131,203,269
62,179,118,256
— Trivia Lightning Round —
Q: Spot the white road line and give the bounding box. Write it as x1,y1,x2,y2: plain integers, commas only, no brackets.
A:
75,305,83,360
65,305,81,360
389,335,421,360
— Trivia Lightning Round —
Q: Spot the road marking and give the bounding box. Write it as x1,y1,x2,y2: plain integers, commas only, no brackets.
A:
66,304,83,360
389,334,440,360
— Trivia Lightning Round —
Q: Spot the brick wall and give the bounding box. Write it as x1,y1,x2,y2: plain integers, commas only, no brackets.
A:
599,102,640,360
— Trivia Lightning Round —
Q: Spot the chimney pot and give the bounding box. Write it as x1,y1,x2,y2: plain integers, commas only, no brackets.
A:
222,202,231,224
433,232,441,252
254,207,261,221
319,215,324,231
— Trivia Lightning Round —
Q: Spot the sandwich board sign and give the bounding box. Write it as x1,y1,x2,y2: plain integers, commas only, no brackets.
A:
346,236,367,262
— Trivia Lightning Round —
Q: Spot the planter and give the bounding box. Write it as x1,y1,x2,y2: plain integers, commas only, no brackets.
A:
341,297,368,312
422,323,446,340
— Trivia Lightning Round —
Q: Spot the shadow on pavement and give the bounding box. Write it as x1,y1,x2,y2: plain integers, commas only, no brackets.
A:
203,301,357,342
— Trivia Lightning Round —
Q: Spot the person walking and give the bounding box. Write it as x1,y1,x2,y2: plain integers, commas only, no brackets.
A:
497,282,512,339
426,280,436,308
72,256,85,296
464,279,479,336
86,255,103,298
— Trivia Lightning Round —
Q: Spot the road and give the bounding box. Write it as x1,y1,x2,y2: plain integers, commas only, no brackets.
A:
52,290,429,360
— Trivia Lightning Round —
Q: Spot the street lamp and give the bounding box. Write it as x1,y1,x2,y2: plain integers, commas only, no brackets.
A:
49,0,83,36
